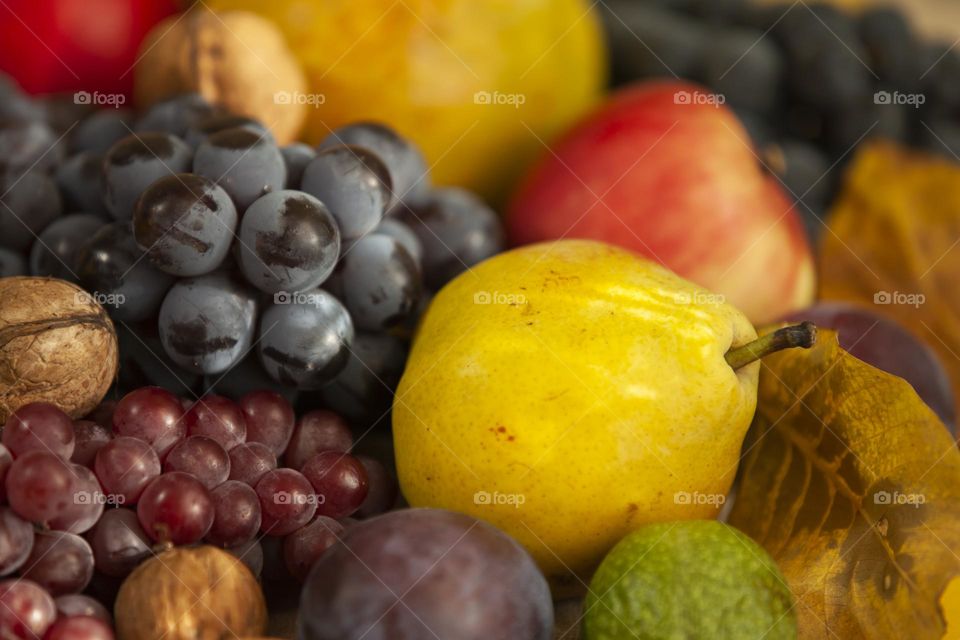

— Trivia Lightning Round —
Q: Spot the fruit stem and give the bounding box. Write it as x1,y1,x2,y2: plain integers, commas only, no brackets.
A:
725,322,817,370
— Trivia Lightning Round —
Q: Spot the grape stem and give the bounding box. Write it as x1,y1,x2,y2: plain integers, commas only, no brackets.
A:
152,541,174,554
725,322,817,370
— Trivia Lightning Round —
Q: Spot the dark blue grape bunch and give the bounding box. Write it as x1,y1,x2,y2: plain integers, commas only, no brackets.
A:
0,80,505,406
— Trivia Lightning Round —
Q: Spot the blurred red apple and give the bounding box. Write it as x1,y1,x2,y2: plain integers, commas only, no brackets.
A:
507,80,815,324
0,0,177,98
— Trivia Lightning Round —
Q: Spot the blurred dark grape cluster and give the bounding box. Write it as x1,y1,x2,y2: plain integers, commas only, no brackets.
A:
601,0,959,242
0,79,505,427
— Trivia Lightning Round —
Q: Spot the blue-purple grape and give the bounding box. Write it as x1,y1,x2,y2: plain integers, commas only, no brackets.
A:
75,222,175,322
69,109,134,154
192,127,285,211
203,354,299,404
0,249,26,277
339,233,421,331
281,143,316,189
399,187,504,290
318,332,407,427
103,132,193,220
116,322,203,396
319,122,429,208
375,218,422,266
0,118,60,173
258,289,353,389
184,113,272,148
158,269,258,375
300,145,391,241
135,94,218,137
29,213,106,281
237,190,340,294
133,173,237,276
39,95,91,134
55,152,106,214
0,170,62,252
298,509,553,640
0,78,39,123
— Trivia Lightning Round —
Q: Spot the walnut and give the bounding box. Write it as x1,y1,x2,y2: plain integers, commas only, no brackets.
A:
134,8,308,144
115,546,267,640
0,277,118,422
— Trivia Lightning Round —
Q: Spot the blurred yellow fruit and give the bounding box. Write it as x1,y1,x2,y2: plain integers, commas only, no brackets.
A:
202,0,606,201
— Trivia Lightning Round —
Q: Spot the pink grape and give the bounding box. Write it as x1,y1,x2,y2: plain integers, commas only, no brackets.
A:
0,579,56,640
207,481,261,547
227,442,276,487
53,595,111,624
238,391,295,455
283,516,344,581
87,509,151,578
6,451,77,525
137,472,214,544
94,437,160,505
70,421,111,468
162,436,230,489
0,507,34,575
112,387,185,458
0,444,12,502
43,615,114,640
2,403,75,459
301,451,368,520
183,395,247,451
355,455,398,518
284,410,352,470
84,402,116,431
49,466,103,534
19,531,94,595
255,469,316,536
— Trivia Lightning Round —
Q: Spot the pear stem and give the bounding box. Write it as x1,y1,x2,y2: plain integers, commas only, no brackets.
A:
725,322,817,370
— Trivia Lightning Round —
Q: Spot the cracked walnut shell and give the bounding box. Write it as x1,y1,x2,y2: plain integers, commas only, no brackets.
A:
0,277,118,422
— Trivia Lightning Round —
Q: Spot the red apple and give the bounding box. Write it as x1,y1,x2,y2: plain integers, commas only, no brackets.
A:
507,80,815,323
0,0,177,98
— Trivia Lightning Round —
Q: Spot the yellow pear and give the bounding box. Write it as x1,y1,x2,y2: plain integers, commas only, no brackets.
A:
393,240,813,594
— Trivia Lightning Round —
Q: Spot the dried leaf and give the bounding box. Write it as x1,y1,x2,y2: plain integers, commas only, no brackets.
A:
818,141,960,421
729,329,960,639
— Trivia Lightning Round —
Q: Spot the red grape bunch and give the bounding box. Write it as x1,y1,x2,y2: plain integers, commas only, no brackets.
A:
0,386,398,639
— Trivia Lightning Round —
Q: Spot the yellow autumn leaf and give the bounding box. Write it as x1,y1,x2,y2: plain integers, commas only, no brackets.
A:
819,141,960,422
729,329,960,639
